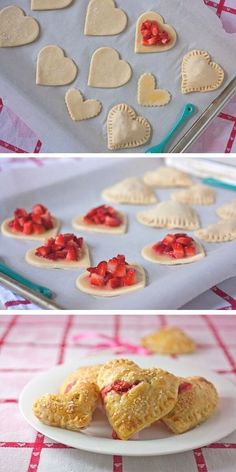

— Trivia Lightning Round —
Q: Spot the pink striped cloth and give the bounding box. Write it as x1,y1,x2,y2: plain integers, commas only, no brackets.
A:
0,314,236,472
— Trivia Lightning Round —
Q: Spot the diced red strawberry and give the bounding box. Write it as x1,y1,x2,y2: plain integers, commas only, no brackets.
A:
32,204,47,215
83,205,122,228
23,221,33,235
96,261,107,277
9,204,54,236
114,263,126,278
35,246,50,257
35,233,83,262
152,242,164,254
107,257,119,274
105,216,121,227
184,245,196,257
32,223,45,234
172,242,185,259
175,236,193,246
55,234,65,246
87,255,137,290
141,20,170,46
14,208,27,218
90,273,105,287
162,234,176,245
152,233,197,260
107,277,121,289
66,246,77,261
123,269,136,286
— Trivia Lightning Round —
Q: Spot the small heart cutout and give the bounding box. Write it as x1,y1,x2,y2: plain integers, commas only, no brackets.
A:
84,0,127,36
31,0,73,10
0,6,39,47
36,45,77,86
135,11,176,54
88,47,132,88
107,103,151,150
65,89,102,121
138,73,171,107
182,50,224,94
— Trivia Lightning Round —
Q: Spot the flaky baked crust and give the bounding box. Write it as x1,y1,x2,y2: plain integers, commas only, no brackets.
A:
141,327,196,355
60,364,102,394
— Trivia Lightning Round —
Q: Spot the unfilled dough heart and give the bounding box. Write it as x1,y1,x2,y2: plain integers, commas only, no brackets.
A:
135,11,177,54
65,88,102,121
36,45,77,86
31,0,73,10
84,0,127,36
88,47,132,88
0,6,39,47
182,50,225,94
138,73,171,107
107,103,151,150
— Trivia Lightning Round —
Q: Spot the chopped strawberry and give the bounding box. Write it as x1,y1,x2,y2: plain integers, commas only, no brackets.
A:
32,223,45,234
87,255,137,290
178,382,193,394
123,268,136,286
96,261,107,277
162,234,176,245
107,257,119,274
172,242,185,259
141,20,170,46
83,205,122,228
114,263,126,278
175,236,193,245
107,277,121,289
184,245,196,257
35,233,83,262
152,233,197,260
32,204,47,215
66,246,78,261
23,221,33,235
8,204,54,236
90,273,105,287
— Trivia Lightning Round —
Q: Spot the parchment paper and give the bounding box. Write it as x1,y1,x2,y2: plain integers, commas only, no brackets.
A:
0,0,236,153
0,158,236,310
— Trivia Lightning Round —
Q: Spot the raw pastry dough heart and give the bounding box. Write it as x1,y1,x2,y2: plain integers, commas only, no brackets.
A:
84,0,127,36
171,184,215,206
107,104,151,150
1,217,60,241
195,219,236,242
182,50,224,94
0,6,39,47
97,359,180,440
163,376,218,434
142,238,205,266
36,45,77,86
216,200,236,220
141,327,196,355
102,177,157,205
72,211,127,234
143,166,193,188
65,89,102,121
135,11,177,54
138,74,171,107
137,201,200,230
31,0,73,10
88,47,132,88
25,242,90,269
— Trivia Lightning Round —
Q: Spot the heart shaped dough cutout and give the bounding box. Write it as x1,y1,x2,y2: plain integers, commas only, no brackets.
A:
65,89,102,121
36,45,77,86
142,238,205,266
107,103,151,150
25,242,90,269
135,11,177,54
1,217,60,241
182,50,225,94
84,0,127,36
31,0,73,10
138,73,171,107
0,6,39,47
88,47,132,88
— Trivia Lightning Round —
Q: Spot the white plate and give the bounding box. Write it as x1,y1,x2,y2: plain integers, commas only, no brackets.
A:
19,355,236,457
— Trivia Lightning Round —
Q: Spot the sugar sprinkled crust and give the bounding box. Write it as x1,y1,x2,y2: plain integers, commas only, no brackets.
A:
60,365,103,394
141,327,196,354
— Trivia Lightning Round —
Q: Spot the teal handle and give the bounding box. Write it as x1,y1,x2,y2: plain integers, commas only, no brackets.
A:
202,177,236,191
0,262,53,299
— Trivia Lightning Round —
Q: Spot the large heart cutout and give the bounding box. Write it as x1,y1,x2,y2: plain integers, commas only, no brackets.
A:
182,50,225,94
0,6,39,47
65,88,102,121
84,0,127,36
138,73,171,107
135,11,177,54
88,47,132,88
36,45,77,86
31,0,73,10
107,103,151,150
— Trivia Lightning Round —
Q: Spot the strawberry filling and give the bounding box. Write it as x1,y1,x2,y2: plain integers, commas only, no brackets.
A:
141,20,170,46
35,233,83,261
101,380,140,400
87,255,137,289
178,382,193,394
8,204,54,235
152,233,196,259
64,380,77,394
83,205,122,228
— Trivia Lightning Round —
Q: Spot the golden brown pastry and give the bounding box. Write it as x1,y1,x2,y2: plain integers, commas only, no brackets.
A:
141,327,196,355
60,365,102,394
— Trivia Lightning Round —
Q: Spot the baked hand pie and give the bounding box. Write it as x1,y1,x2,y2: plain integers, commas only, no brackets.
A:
102,177,157,205
195,219,236,242
72,205,127,235
1,204,60,241
97,359,180,440
141,327,196,355
33,381,99,431
25,233,90,269
181,50,224,94
162,376,218,434
171,184,215,206
216,200,236,220
60,365,102,394
143,166,193,188
137,201,200,230
142,233,205,266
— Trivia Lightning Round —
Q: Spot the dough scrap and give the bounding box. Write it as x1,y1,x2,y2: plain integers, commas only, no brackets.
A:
137,201,200,229
0,6,39,47
1,217,60,241
88,47,132,88
143,166,193,188
25,242,90,269
216,200,236,220
84,0,127,36
182,50,224,94
36,45,77,86
141,327,196,354
31,0,73,10
65,89,102,121
135,11,177,54
138,73,171,107
195,219,236,243
142,239,205,266
72,212,127,234
102,177,157,205
171,184,215,206
107,104,151,150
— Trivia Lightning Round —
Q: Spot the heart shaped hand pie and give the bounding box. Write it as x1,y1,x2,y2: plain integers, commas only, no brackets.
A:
97,359,180,440
102,177,157,205
182,50,224,94
137,201,200,230
60,365,103,394
0,6,39,47
138,74,171,107
135,11,176,54
84,0,127,36
65,89,102,121
88,48,132,88
141,327,196,355
143,166,193,188
31,0,73,10
216,200,236,220
33,381,100,431
36,45,77,86
171,184,216,206
195,219,236,242
163,376,218,434
107,104,151,150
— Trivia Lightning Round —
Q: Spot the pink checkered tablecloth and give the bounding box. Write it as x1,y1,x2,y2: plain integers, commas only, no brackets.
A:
0,314,236,472
0,0,236,154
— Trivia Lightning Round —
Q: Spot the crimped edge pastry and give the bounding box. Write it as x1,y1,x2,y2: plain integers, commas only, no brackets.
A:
143,166,193,188
141,327,196,355
102,177,157,205
195,219,236,242
171,184,215,206
137,201,200,229
60,365,102,394
216,200,236,220
182,50,224,94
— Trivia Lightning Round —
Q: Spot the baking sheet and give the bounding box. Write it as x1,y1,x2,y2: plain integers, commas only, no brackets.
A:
0,158,236,310
1,0,236,153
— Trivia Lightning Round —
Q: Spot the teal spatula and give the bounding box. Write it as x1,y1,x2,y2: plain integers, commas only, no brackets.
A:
146,103,197,154
202,178,236,191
